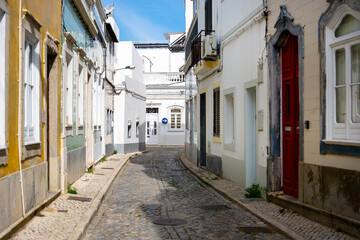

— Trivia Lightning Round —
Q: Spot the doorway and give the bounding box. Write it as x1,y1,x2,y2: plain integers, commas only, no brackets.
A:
246,87,256,187
199,93,206,166
146,108,159,144
46,50,59,191
281,34,299,197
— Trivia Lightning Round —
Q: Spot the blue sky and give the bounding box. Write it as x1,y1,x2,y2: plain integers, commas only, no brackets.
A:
102,0,185,42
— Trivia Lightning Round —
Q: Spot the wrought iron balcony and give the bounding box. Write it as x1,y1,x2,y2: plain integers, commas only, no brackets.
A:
186,30,215,71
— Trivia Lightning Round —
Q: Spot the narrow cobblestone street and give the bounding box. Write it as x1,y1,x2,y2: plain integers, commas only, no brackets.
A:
82,148,286,240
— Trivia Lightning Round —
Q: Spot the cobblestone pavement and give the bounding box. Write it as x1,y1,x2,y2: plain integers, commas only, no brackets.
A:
83,148,287,240
180,154,356,240
10,152,137,240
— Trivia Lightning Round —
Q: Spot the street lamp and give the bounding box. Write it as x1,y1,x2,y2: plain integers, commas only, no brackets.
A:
113,65,135,73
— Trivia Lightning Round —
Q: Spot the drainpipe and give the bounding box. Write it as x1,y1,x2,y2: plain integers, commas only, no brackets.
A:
18,0,26,218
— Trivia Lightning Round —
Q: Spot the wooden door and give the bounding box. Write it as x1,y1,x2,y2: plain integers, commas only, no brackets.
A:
281,34,299,197
200,93,206,166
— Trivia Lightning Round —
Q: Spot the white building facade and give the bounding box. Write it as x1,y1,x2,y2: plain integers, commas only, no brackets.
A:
135,32,186,147
184,0,269,188
113,42,146,153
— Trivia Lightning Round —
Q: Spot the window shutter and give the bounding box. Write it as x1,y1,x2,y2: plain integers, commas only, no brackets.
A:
213,87,220,137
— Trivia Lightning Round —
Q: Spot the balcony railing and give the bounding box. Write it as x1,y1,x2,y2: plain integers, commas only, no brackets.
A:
144,72,185,85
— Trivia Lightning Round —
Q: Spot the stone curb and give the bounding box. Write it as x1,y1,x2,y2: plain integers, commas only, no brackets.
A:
68,152,141,240
179,154,305,240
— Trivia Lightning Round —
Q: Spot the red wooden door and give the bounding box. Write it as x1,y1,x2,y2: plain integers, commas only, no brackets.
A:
281,35,299,197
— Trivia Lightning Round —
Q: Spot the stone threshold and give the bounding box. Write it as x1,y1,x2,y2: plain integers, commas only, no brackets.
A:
0,190,61,240
267,192,360,239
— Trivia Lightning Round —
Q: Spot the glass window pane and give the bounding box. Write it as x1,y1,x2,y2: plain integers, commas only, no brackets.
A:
351,85,360,123
336,87,346,123
335,15,360,38
352,44,360,83
336,49,346,86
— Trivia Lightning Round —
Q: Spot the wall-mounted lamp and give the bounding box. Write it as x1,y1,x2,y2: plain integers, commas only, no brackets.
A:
113,65,135,73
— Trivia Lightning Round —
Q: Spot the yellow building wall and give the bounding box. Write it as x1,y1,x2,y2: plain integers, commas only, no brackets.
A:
0,0,61,178
267,0,360,172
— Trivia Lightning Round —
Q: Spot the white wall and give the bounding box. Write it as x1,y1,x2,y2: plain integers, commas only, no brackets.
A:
137,48,170,72
114,42,146,150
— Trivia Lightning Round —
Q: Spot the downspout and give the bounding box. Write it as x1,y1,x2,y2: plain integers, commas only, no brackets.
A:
18,0,26,218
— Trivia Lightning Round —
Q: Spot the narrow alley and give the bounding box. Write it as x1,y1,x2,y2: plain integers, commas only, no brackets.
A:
82,148,286,240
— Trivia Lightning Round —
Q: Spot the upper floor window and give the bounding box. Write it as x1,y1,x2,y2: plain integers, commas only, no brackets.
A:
205,0,212,33
193,0,198,15
65,53,73,127
0,8,5,148
326,7,360,142
24,32,40,143
77,62,84,129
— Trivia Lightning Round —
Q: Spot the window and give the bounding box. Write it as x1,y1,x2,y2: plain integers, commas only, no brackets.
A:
205,0,212,33
325,9,360,142
186,101,190,130
194,96,197,132
107,109,110,134
106,110,113,134
193,0,198,15
171,109,182,129
0,9,5,147
77,63,84,128
127,120,132,138
213,86,220,138
93,74,103,130
224,93,234,144
24,33,40,143
65,53,73,126
136,118,139,137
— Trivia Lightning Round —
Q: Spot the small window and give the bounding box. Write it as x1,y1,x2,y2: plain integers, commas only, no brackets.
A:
213,87,220,137
127,120,132,138
186,101,190,130
335,15,360,38
77,63,84,127
65,53,73,126
136,119,140,137
24,33,40,143
224,93,234,144
194,96,198,132
171,108,182,129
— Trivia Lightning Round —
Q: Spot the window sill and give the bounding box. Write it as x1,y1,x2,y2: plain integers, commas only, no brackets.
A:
322,139,360,147
224,142,235,152
320,139,360,157
212,136,221,144
168,129,184,132
24,141,41,146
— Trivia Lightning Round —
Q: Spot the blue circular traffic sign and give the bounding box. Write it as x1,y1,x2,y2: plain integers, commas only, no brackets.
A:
162,118,168,124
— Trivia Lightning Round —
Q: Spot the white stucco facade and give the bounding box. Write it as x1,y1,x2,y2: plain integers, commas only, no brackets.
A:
136,32,186,146
113,42,146,153
184,0,268,188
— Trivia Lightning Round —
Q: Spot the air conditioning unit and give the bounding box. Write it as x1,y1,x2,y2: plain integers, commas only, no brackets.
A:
202,34,217,59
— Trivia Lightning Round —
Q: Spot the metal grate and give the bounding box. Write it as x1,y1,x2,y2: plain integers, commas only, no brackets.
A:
101,167,114,170
153,218,187,226
68,196,92,202
238,226,272,234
